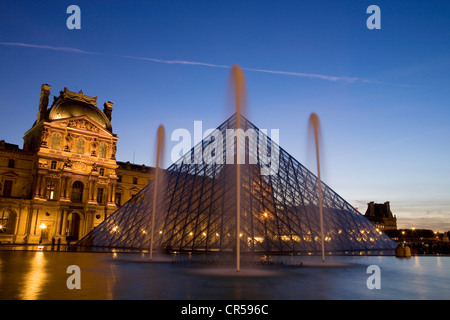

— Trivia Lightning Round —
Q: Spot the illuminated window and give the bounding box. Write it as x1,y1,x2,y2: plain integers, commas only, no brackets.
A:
51,133,61,150
99,143,107,158
47,182,56,200
76,138,85,154
0,210,15,234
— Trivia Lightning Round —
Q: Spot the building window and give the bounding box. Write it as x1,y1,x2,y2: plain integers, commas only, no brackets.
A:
99,143,107,158
115,192,122,207
76,138,85,154
133,177,138,185
8,159,15,168
51,161,57,170
97,188,104,204
70,181,84,203
99,168,105,176
0,210,15,234
117,175,122,182
0,211,9,233
2,180,13,197
47,182,56,200
51,133,61,150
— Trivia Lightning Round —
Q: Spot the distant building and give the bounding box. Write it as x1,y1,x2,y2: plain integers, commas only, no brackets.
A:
364,201,397,230
0,85,153,244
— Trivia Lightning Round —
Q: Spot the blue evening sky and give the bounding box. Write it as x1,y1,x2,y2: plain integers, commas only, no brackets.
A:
0,0,449,230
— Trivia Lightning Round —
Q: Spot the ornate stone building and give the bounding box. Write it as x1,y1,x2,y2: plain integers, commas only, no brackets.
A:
0,85,153,245
364,201,397,230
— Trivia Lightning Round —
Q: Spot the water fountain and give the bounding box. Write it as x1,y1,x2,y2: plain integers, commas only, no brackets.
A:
149,124,165,261
308,113,325,263
230,64,246,272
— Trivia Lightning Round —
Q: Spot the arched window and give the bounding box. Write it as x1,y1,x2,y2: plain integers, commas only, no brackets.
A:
71,181,84,203
76,138,85,154
99,142,107,158
51,133,61,150
0,210,16,234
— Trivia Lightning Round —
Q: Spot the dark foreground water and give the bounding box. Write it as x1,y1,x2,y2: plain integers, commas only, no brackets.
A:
0,249,448,300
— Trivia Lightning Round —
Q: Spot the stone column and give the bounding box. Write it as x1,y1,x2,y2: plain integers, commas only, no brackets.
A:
88,180,93,201
14,202,29,243
27,207,42,244
34,174,42,198
66,179,73,201
60,176,69,200
93,184,99,202
61,208,68,237
55,208,62,235
40,174,47,198
111,183,116,204
91,179,98,202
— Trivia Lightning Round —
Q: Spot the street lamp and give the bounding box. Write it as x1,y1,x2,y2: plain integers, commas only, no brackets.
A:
39,223,47,244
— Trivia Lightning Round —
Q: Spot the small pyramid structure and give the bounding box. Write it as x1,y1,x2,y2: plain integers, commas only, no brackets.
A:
77,113,397,254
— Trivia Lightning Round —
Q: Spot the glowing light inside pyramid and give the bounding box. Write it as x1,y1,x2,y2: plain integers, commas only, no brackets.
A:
77,113,397,254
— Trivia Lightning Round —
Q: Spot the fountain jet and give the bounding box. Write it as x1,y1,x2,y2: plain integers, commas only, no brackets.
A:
229,65,247,272
150,124,165,260
308,113,325,262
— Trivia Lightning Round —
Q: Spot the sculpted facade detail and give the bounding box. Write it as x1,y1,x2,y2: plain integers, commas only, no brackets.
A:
68,119,100,133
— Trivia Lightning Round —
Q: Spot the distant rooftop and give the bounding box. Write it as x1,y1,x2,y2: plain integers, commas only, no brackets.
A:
116,160,154,173
0,140,22,152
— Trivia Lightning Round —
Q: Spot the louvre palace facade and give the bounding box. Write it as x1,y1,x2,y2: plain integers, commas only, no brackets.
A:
0,85,153,245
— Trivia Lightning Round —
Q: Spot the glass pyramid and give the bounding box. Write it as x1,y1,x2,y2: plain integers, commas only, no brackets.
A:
77,113,397,254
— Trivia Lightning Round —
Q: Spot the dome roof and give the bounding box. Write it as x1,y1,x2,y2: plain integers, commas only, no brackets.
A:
47,88,112,132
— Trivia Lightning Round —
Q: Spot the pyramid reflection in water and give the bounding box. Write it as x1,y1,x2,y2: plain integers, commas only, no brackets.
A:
77,114,397,254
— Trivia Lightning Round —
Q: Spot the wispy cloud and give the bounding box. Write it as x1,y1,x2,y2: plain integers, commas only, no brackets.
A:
241,67,373,83
334,128,444,160
0,41,99,55
0,41,375,83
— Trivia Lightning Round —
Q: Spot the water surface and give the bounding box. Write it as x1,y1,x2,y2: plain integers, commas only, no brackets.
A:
0,250,448,300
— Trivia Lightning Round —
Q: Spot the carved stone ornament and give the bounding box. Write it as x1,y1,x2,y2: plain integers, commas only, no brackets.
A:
72,161,87,171
40,128,49,146
60,87,98,107
67,119,100,133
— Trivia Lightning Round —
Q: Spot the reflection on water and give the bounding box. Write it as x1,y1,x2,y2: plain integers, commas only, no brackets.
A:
19,252,47,300
0,250,449,300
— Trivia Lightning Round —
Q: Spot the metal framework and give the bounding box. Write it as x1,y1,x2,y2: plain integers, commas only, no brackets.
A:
77,113,397,254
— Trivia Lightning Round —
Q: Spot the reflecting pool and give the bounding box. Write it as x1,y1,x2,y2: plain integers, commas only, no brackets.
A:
0,250,448,300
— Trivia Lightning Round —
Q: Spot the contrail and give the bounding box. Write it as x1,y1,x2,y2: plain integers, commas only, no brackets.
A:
0,41,375,83
241,67,373,83
0,42,100,55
